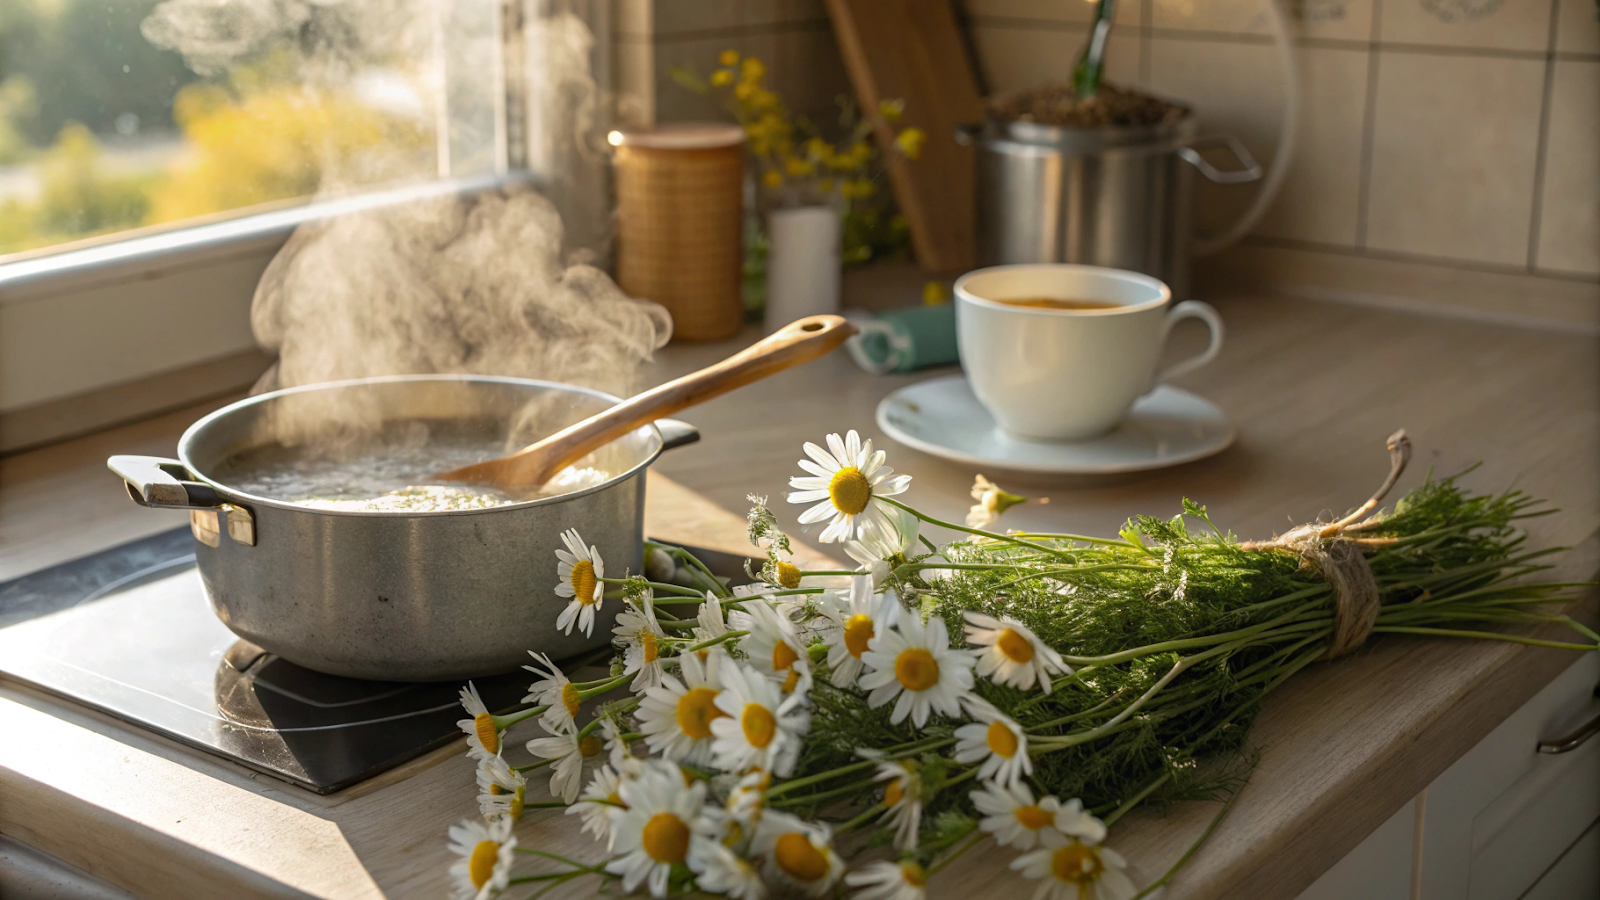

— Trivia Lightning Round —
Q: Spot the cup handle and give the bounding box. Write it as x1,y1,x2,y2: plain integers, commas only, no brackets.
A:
1155,300,1224,384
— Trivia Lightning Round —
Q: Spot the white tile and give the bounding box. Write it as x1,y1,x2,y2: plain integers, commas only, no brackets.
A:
971,23,1142,92
1378,0,1554,51
1148,37,1287,237
1365,51,1545,266
1254,46,1369,246
961,0,1138,26
1535,60,1600,275
1153,0,1376,40
1555,0,1600,52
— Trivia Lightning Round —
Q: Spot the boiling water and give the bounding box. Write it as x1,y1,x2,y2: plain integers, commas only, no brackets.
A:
213,438,611,512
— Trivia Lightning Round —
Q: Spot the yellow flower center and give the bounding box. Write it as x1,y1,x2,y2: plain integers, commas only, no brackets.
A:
986,721,1019,758
883,779,904,807
894,648,939,692
997,628,1035,664
578,734,602,758
676,687,726,740
776,561,802,589
774,832,830,882
642,631,658,664
741,703,776,748
473,713,499,756
642,812,690,864
1014,804,1053,830
561,682,581,718
900,862,927,887
1050,842,1102,884
723,820,745,847
605,790,624,808
828,467,872,516
571,559,597,605
772,640,800,672
468,840,499,888
781,667,801,694
509,785,525,821
843,614,875,658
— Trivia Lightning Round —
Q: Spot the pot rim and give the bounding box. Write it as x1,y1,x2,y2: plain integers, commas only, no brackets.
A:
176,373,665,518
979,110,1198,153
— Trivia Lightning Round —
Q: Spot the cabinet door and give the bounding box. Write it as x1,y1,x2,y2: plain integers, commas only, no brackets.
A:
1521,818,1600,900
1417,652,1600,900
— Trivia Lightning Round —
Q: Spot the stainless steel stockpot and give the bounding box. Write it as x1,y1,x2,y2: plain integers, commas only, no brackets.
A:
108,375,699,682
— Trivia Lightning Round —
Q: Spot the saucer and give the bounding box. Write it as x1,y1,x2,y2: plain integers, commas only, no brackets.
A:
875,374,1234,474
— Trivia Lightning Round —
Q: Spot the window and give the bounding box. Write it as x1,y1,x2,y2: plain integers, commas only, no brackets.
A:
0,0,509,259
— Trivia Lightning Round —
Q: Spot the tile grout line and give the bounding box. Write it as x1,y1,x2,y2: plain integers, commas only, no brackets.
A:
1237,233,1600,284
1525,0,1563,272
1353,0,1384,250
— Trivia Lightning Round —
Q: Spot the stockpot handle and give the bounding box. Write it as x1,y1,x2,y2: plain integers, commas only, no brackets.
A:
656,419,701,452
108,455,223,510
1179,135,1263,185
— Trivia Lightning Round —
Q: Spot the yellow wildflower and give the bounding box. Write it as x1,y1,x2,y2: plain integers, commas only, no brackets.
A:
735,82,755,101
783,156,814,177
762,169,783,189
719,50,740,67
841,179,877,200
922,281,950,306
711,69,733,87
894,128,926,160
741,57,766,83
878,98,905,123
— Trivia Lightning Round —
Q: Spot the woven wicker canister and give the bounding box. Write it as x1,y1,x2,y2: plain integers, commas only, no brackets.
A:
612,124,746,342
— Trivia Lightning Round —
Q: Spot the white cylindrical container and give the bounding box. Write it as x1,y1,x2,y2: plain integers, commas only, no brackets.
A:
765,205,841,331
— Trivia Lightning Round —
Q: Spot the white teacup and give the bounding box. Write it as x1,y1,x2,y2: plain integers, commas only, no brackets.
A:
954,264,1224,442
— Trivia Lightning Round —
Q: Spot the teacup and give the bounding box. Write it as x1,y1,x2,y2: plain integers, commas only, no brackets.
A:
954,264,1223,442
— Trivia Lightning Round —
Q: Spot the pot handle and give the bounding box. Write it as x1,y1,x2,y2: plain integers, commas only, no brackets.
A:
656,419,701,453
108,455,224,510
1178,135,1263,185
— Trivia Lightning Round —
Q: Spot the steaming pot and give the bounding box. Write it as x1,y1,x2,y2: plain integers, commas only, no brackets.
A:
957,114,1261,297
107,375,699,682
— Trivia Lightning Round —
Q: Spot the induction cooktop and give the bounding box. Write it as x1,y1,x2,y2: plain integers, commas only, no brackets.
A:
0,528,751,793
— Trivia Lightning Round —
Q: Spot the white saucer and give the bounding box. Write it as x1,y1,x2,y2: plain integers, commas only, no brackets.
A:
875,374,1234,475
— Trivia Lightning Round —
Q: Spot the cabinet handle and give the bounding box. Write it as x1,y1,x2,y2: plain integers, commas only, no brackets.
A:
1537,684,1600,754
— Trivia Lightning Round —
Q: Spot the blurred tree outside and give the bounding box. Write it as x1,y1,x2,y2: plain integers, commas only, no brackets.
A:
0,0,437,257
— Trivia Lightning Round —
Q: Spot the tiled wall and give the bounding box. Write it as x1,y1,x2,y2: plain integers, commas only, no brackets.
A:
612,0,1600,319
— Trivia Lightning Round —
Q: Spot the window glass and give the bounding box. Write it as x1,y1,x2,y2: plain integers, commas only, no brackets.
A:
0,0,503,258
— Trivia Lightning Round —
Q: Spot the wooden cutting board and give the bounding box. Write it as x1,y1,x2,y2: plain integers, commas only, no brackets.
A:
825,0,982,275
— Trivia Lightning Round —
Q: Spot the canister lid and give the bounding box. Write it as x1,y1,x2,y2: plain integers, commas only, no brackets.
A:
607,123,746,149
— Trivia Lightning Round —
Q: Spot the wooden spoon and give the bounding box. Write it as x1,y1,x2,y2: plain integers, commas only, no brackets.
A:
436,314,858,492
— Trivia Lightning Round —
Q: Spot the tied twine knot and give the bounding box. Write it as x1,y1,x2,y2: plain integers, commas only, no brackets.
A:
1241,430,1411,660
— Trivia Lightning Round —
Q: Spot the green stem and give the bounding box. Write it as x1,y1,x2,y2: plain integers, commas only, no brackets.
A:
1369,625,1598,651
881,496,1080,560
1104,771,1171,827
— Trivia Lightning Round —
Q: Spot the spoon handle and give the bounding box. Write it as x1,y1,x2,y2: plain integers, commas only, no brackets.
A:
442,314,857,489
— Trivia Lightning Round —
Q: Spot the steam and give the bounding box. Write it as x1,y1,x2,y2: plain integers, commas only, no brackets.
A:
143,0,674,451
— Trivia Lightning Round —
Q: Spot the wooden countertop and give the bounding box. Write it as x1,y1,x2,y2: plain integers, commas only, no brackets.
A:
2,292,1597,899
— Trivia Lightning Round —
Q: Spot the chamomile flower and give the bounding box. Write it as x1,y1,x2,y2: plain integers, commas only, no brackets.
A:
446,816,516,900
710,661,811,776
953,698,1032,787
637,649,728,766
858,613,976,727
1011,829,1136,900
843,504,922,582
723,767,770,834
600,716,637,770
694,592,732,646
526,722,602,804
607,762,718,898
971,781,1083,851
873,760,922,851
475,754,527,822
787,430,911,544
817,574,899,688
730,597,807,679
752,811,843,897
522,652,580,734
964,612,1070,694
567,763,623,848
845,859,928,900
966,474,1025,529
456,682,502,760
615,598,667,691
690,841,767,900
554,528,605,637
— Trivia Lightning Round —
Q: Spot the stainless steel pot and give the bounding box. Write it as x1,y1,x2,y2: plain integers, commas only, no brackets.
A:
107,375,699,682
957,114,1261,297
